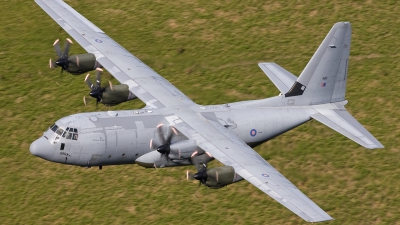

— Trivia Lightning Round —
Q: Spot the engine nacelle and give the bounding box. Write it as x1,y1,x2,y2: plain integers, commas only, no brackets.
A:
67,53,100,75
168,140,198,160
135,150,192,168
204,166,243,189
101,84,137,106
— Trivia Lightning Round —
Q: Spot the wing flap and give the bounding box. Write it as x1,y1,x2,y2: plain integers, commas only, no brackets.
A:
311,109,384,149
258,62,297,94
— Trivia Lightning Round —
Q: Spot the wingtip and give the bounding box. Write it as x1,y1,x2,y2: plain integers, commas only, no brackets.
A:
333,21,351,29
307,215,334,223
368,143,384,149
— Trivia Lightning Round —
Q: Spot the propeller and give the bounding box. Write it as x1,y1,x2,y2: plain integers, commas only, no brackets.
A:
193,164,207,186
84,68,112,106
187,164,221,188
50,38,73,73
150,124,179,157
185,150,213,187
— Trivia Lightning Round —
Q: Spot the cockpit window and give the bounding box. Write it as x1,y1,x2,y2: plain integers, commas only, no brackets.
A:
50,124,78,140
50,124,58,132
55,128,64,136
66,132,72,140
64,127,79,140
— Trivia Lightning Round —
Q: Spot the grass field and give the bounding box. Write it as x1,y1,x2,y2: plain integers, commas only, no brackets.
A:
1,0,399,224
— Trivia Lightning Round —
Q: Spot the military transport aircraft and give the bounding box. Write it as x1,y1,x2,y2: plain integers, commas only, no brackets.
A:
32,0,383,222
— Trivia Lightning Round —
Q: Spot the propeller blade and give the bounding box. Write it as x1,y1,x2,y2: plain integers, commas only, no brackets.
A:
95,68,103,88
108,80,113,91
186,170,193,180
84,74,93,88
63,38,73,57
75,55,80,67
191,151,201,170
156,124,166,144
83,96,87,106
171,127,178,135
49,58,57,69
191,151,213,171
53,39,62,58
165,127,173,144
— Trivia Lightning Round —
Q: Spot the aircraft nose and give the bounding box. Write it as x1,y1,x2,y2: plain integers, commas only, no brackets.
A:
30,137,54,160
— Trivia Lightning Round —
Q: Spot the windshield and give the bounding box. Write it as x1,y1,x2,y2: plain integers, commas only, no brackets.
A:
49,124,78,140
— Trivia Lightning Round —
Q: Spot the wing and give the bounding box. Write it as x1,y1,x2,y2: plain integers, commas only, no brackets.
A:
258,62,297,94
35,0,195,109
172,112,333,223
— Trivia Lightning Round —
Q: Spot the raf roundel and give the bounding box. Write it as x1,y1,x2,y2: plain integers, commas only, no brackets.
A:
250,129,257,137
95,39,102,43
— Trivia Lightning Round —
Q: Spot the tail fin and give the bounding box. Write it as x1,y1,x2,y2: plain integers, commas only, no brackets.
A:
285,22,351,105
259,22,383,149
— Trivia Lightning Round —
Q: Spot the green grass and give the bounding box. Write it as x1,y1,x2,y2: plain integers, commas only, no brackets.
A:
1,0,399,224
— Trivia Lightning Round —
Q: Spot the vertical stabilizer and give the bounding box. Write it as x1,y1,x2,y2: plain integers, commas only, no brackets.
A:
285,22,351,105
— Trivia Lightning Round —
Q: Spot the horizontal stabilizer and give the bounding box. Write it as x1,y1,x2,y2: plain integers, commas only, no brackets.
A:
311,109,384,149
258,62,297,94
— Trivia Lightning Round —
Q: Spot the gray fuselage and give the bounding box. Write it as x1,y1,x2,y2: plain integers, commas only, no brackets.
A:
30,100,311,167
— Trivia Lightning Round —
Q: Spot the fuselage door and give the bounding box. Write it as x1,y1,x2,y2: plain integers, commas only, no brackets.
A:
106,130,117,150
